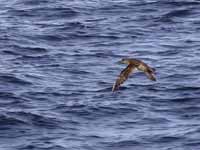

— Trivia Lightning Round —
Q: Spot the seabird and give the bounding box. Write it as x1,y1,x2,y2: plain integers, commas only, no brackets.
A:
112,58,156,92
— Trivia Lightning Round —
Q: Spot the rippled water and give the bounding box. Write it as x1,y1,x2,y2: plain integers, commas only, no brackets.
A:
0,0,200,149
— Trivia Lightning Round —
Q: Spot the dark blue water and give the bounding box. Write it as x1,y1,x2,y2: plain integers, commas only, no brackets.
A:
0,0,200,149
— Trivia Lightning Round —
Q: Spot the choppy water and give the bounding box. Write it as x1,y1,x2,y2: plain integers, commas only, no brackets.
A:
0,0,200,149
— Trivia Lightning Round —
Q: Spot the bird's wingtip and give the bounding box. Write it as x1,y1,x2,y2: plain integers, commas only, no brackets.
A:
112,83,116,92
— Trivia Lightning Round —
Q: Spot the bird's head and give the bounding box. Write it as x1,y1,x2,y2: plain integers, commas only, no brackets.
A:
119,58,130,64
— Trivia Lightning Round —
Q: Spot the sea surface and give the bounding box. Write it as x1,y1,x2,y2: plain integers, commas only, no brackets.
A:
0,0,200,150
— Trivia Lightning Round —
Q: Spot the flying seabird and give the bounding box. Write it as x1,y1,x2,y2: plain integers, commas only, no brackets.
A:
112,58,156,92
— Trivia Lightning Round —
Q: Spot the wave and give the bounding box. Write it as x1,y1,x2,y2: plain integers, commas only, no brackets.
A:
157,8,192,23
0,75,32,85
3,45,47,56
0,114,27,127
7,7,78,18
6,111,62,129
103,140,141,148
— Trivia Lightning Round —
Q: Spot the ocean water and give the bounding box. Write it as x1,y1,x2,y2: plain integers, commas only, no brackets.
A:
0,0,200,149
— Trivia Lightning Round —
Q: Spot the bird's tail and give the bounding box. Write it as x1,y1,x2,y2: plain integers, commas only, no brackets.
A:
146,69,156,81
148,67,156,73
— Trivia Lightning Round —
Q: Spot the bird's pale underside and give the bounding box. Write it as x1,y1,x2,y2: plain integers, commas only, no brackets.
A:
112,58,156,92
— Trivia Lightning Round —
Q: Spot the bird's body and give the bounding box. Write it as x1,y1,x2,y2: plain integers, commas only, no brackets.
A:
112,58,156,92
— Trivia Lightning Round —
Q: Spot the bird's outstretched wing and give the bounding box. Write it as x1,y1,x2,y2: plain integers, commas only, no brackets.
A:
112,64,136,92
